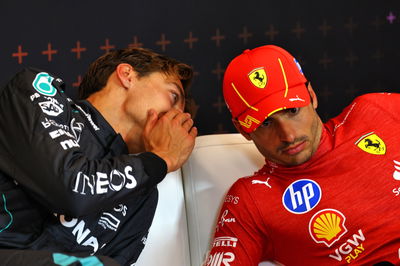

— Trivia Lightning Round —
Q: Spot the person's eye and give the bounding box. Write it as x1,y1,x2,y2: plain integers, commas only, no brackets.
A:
170,92,179,104
261,119,272,128
288,108,300,114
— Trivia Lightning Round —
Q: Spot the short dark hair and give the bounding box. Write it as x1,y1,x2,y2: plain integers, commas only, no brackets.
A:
78,48,193,101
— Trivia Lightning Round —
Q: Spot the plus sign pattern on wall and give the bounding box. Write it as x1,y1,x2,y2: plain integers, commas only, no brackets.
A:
1,1,399,135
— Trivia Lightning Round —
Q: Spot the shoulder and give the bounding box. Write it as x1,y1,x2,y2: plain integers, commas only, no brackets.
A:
222,174,270,216
325,92,400,138
0,68,74,134
330,92,400,124
352,93,400,121
228,171,273,199
352,92,400,109
3,67,65,98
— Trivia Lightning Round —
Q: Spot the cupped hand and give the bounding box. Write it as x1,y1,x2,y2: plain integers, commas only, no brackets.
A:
142,108,197,172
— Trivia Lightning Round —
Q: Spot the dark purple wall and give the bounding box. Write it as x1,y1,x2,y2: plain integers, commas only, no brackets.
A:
1,0,399,134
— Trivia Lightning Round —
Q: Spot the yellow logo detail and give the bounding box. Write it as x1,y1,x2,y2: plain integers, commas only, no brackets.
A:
309,209,347,247
239,115,260,129
248,68,267,89
231,83,258,111
355,132,386,155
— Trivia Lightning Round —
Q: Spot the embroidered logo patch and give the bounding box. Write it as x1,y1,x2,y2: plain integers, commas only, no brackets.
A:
282,179,322,214
355,132,386,155
32,72,57,96
248,67,267,89
309,208,348,247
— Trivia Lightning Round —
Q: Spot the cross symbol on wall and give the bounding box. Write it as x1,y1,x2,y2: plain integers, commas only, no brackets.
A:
215,123,228,134
292,22,306,39
238,26,253,44
128,36,144,48
191,65,200,77
265,24,279,41
386,12,396,24
318,19,332,37
100,38,115,53
12,45,28,64
211,28,225,47
344,17,358,35
212,62,225,81
213,96,226,113
72,75,82,88
319,52,333,69
184,31,199,49
156,34,171,52
320,86,333,102
71,41,87,59
185,97,199,119
345,51,358,67
371,16,384,30
42,43,57,62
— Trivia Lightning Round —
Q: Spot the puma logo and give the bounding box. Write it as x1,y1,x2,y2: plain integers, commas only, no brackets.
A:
252,177,271,188
289,95,306,102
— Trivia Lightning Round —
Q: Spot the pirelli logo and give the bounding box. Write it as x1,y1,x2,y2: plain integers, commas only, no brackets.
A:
212,236,238,248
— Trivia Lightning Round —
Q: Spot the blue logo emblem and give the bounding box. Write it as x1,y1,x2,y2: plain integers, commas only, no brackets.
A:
282,179,321,214
52,253,103,265
294,58,304,75
32,72,57,96
0,194,13,232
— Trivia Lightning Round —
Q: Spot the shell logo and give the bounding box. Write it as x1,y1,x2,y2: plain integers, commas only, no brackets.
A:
309,209,348,247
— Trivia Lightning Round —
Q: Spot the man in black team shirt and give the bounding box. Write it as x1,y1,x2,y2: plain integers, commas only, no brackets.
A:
0,47,197,265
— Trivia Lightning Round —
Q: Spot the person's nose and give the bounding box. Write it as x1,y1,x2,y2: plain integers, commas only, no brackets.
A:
173,105,184,112
276,120,296,143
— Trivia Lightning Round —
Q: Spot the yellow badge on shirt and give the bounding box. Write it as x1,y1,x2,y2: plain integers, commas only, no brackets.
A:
355,132,386,155
248,68,267,89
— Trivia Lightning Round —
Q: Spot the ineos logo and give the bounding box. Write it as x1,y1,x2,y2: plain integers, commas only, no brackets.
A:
73,166,137,195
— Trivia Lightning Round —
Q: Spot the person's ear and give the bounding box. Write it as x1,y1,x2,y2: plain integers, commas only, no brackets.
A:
116,63,135,89
232,118,252,140
307,82,318,110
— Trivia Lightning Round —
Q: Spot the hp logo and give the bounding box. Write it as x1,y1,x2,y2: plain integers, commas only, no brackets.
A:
282,179,321,214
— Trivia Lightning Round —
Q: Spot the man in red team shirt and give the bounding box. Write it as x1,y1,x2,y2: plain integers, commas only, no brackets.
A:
206,45,399,265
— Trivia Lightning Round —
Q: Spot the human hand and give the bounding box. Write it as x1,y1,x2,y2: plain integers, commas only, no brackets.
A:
142,108,197,172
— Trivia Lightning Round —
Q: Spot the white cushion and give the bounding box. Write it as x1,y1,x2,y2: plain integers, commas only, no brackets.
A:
181,133,265,266
135,170,190,266
137,133,276,266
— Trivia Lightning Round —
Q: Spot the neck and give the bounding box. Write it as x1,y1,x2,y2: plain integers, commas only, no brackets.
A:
87,87,142,154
